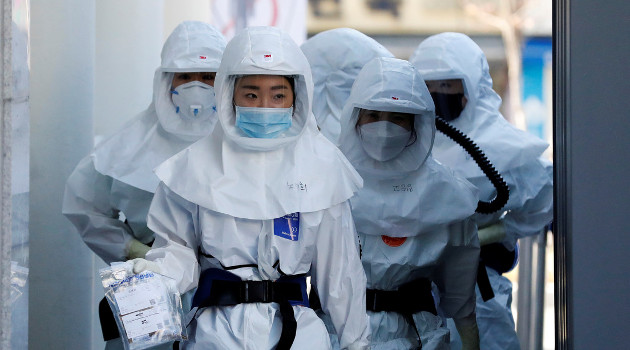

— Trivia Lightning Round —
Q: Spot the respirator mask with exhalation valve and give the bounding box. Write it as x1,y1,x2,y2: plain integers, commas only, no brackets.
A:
171,81,216,119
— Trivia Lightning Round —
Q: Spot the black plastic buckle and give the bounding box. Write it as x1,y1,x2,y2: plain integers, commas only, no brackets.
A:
240,280,274,303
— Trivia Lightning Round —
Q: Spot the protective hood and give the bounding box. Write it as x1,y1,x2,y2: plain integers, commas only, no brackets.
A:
339,57,478,236
300,28,394,144
409,32,548,177
155,26,363,220
92,21,226,192
339,57,436,178
154,21,227,141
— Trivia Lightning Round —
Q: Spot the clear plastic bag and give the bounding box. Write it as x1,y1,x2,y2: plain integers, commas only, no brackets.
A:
10,261,29,305
100,261,187,350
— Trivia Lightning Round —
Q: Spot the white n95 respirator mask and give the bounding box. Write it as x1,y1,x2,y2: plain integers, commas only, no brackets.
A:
359,121,412,161
171,81,216,119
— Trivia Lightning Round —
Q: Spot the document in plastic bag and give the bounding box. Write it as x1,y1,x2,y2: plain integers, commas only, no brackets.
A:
100,261,187,350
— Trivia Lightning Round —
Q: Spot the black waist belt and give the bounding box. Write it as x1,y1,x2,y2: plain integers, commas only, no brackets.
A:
477,260,495,301
192,268,309,350
367,278,436,347
476,242,518,302
366,278,437,315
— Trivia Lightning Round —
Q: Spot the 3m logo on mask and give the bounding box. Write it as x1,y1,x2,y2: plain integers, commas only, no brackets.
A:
263,53,273,62
274,213,300,241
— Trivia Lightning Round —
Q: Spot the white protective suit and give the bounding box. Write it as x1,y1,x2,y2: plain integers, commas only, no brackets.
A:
410,32,553,350
144,26,370,350
63,21,226,264
300,28,394,145
338,57,481,349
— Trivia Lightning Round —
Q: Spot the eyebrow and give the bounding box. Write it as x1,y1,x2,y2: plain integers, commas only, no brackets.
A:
239,85,289,90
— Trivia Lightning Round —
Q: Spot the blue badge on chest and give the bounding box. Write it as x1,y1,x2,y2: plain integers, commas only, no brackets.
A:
274,212,300,241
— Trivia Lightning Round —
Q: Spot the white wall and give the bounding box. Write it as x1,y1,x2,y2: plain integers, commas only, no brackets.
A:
29,0,96,348
163,0,212,42
94,1,164,142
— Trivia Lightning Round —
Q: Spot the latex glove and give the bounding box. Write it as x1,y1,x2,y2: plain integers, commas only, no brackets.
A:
454,313,480,350
127,238,151,260
478,222,507,246
131,258,161,275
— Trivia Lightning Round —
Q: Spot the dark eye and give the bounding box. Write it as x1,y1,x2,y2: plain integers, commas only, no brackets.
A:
273,93,286,100
177,73,191,80
245,93,257,99
202,73,215,81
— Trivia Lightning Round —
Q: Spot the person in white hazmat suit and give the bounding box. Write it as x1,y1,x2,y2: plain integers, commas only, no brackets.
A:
62,21,226,348
409,32,553,350
131,26,370,350
300,27,394,145
338,56,481,350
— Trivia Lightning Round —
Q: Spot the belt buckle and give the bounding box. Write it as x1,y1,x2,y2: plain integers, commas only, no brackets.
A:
372,295,379,312
240,281,250,302
240,280,274,303
262,280,273,302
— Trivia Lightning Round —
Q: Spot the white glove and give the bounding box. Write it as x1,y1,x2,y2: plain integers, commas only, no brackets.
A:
126,238,151,260
478,221,507,246
454,313,480,350
131,258,161,274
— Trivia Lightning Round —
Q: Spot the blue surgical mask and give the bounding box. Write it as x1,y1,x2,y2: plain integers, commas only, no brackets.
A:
235,106,293,138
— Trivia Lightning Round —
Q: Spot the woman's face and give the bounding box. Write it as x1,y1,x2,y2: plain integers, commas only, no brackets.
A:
171,72,216,89
233,75,294,108
357,109,414,131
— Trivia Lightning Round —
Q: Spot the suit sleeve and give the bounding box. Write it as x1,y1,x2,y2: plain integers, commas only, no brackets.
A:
62,156,135,264
311,201,370,350
145,182,201,294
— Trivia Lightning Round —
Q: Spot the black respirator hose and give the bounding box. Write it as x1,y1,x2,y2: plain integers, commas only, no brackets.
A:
435,117,509,214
